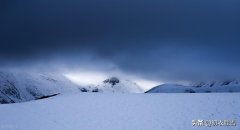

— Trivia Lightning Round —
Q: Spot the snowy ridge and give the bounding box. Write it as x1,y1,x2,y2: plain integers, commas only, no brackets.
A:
0,71,80,104
146,80,240,93
145,84,195,93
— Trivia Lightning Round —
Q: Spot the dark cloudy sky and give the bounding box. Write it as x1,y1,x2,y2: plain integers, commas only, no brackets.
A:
1,0,240,87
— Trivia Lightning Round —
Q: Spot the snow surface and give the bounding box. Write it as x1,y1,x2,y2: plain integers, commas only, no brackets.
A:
0,93,239,130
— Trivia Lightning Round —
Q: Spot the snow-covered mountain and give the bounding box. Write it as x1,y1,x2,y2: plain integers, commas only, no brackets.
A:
191,80,240,92
0,72,144,104
80,77,144,93
146,80,240,93
145,84,196,93
0,71,80,104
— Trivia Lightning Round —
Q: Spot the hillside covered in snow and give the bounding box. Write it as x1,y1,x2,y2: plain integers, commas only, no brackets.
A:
0,72,144,104
1,69,240,105
0,71,80,104
146,80,240,93
80,77,143,93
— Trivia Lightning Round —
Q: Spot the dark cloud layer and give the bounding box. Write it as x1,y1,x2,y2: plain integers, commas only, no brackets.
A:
1,0,240,83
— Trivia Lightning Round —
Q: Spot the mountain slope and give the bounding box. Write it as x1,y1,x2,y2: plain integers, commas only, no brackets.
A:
0,73,145,104
146,80,240,93
80,77,144,93
0,71,80,104
145,84,196,93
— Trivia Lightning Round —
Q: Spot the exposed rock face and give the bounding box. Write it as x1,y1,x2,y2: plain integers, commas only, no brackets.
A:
0,72,21,103
184,89,195,93
103,77,120,86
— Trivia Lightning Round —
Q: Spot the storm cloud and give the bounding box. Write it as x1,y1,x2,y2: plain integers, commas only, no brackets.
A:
1,0,240,84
